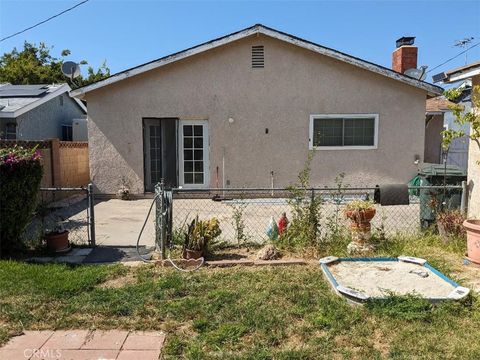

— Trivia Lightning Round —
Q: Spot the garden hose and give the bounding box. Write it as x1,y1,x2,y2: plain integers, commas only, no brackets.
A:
135,193,204,272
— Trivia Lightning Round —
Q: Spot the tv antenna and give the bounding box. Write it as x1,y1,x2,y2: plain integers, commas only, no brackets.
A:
453,37,474,64
61,61,81,87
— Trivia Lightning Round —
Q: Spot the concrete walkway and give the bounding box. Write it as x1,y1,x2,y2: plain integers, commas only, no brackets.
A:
0,330,165,360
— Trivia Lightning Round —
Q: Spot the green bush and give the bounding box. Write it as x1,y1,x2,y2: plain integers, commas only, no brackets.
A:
0,146,43,256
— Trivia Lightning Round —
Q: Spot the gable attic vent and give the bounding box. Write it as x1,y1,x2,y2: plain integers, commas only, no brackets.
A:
252,45,265,68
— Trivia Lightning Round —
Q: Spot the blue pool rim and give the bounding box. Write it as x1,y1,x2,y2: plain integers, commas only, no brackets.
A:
320,256,462,303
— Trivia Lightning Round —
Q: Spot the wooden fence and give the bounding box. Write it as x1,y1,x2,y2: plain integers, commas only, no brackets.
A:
0,139,89,188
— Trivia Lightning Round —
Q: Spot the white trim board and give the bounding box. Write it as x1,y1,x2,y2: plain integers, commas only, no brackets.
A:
71,24,443,98
309,114,379,150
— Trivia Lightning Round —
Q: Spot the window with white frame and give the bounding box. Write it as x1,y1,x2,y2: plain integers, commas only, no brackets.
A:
309,114,378,149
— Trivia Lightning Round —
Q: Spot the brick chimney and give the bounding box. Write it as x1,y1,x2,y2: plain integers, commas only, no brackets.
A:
392,36,417,73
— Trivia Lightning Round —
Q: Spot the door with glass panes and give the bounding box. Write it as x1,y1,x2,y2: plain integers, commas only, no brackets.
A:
143,118,177,191
179,120,209,188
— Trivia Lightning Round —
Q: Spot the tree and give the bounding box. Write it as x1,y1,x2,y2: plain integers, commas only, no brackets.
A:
0,41,110,88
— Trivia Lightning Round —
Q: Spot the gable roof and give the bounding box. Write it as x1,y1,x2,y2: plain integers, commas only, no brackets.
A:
71,24,443,98
0,83,87,118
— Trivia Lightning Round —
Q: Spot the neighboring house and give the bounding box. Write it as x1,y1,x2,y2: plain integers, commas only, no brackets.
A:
71,24,442,194
0,83,87,141
444,83,472,170
425,96,453,164
424,82,472,169
436,61,480,218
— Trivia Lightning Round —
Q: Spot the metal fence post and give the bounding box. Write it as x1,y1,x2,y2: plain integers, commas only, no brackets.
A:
155,180,166,260
87,183,96,247
461,180,468,215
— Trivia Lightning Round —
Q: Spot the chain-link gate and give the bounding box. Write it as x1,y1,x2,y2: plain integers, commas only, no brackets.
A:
26,183,96,247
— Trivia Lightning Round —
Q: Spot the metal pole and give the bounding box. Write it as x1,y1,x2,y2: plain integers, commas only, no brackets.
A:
155,180,166,260
87,183,96,247
461,180,468,215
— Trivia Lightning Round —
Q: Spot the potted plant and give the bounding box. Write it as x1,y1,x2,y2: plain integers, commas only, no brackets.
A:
436,210,466,243
117,177,131,200
345,200,376,227
45,220,70,253
344,200,376,253
183,216,221,260
464,220,480,265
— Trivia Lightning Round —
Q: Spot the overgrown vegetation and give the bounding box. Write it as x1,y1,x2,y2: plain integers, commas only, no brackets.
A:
0,146,43,256
231,195,249,246
282,152,323,251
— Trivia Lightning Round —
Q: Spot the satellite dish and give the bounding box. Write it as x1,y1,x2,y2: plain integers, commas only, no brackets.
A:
405,66,427,81
61,61,81,79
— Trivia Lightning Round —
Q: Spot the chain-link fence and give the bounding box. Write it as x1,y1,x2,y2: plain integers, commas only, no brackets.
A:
23,185,96,247
169,185,465,244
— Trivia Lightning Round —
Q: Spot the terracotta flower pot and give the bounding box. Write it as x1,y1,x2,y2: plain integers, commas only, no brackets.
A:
183,248,203,260
45,231,70,252
345,208,376,224
464,220,480,265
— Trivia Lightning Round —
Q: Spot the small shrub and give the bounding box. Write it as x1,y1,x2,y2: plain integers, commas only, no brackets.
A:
282,152,323,250
0,146,43,256
436,210,466,240
231,195,249,246
323,173,350,242
184,216,221,254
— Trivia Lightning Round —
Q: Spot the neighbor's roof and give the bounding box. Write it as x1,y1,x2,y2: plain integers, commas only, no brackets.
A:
434,61,480,84
71,24,443,98
426,96,455,114
0,83,87,118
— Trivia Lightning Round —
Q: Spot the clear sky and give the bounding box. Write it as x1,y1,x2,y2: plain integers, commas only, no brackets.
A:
1,0,479,83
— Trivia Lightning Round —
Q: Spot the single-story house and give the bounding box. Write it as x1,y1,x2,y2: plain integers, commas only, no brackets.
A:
0,83,87,141
71,24,443,194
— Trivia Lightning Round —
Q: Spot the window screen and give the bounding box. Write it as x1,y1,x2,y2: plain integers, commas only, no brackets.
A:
312,116,375,147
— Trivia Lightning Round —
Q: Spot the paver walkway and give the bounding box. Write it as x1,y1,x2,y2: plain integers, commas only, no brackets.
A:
0,330,165,360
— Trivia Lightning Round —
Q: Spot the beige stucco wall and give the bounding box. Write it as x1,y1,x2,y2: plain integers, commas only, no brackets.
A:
85,34,427,194
467,75,480,218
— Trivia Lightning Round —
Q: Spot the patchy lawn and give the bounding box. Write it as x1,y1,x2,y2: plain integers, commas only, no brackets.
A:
1,235,480,359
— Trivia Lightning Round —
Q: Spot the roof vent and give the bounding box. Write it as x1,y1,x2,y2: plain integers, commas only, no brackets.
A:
252,45,264,68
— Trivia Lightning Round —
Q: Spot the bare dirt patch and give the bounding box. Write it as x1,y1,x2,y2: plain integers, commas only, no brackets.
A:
98,272,136,289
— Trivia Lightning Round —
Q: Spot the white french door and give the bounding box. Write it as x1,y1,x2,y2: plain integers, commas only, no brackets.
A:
178,120,209,188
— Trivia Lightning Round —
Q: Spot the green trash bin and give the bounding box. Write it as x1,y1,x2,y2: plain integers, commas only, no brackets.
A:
415,163,466,229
